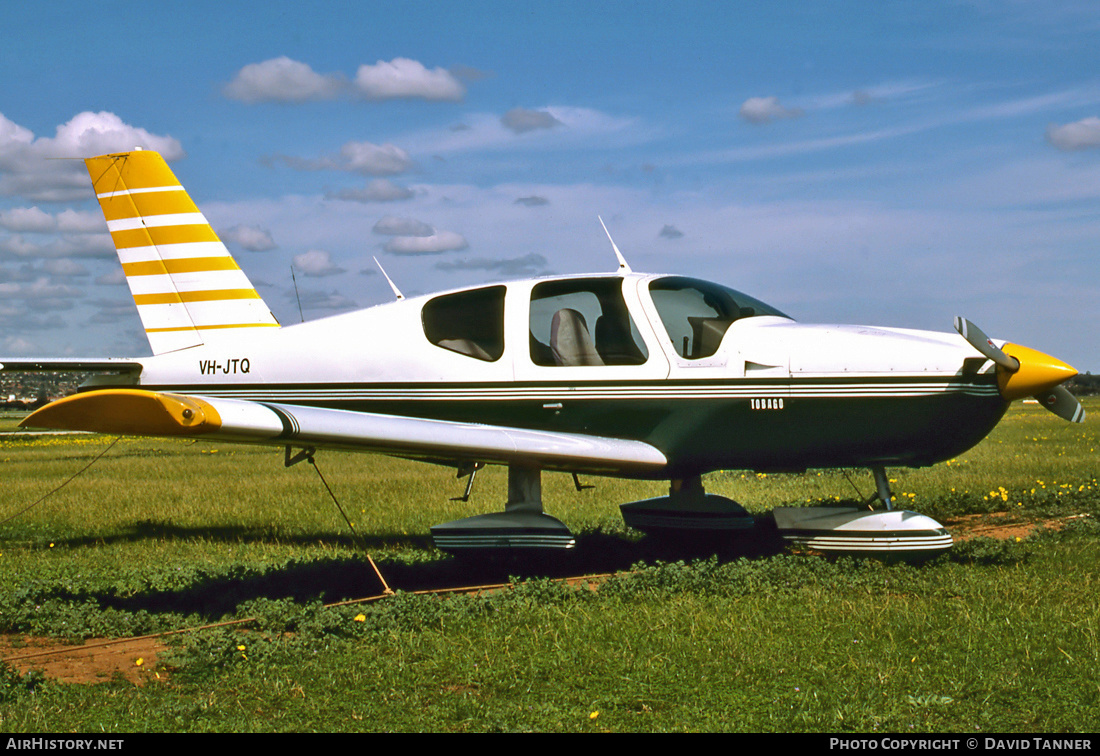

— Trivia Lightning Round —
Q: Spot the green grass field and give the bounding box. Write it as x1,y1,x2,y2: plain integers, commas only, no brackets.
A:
0,401,1097,732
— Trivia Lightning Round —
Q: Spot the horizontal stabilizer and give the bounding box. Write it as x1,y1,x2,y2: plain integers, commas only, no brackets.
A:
21,389,668,475
0,359,143,374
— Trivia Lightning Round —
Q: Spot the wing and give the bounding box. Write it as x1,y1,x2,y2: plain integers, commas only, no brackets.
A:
20,389,668,476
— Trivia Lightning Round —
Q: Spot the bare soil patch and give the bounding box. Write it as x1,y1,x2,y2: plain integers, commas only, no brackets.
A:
945,511,1086,542
1,635,169,686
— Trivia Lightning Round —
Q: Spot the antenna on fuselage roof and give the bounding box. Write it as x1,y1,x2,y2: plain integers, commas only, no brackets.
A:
373,256,405,301
291,265,305,323
598,216,632,274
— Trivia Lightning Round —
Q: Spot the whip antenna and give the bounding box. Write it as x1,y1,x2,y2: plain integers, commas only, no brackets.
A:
598,216,631,273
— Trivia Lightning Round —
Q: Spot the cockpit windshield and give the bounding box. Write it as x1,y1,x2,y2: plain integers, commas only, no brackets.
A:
648,276,791,359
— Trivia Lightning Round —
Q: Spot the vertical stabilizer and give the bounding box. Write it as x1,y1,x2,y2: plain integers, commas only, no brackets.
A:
86,151,279,355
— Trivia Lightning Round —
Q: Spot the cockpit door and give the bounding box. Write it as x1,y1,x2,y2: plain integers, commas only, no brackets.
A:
513,276,670,382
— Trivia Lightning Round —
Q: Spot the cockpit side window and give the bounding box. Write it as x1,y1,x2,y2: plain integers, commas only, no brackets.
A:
529,278,649,367
649,277,790,359
422,286,505,361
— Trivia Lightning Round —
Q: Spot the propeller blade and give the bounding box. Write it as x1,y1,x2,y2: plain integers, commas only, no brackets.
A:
953,317,1019,371
1033,385,1086,423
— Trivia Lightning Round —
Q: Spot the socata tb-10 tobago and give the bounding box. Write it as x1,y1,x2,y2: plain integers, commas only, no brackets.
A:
3,150,1085,557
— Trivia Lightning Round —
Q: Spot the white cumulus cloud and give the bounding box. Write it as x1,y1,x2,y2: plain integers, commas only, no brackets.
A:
339,141,414,175
383,231,468,255
221,224,277,251
0,207,56,233
292,249,345,277
738,96,804,124
0,207,105,234
56,209,106,234
0,111,183,201
354,58,465,101
223,57,344,103
1046,117,1100,151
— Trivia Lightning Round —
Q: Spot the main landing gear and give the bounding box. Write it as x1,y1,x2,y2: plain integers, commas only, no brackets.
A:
430,468,756,555
619,475,754,534
430,465,576,553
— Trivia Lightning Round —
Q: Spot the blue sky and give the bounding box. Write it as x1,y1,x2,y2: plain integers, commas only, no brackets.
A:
1,1,1098,371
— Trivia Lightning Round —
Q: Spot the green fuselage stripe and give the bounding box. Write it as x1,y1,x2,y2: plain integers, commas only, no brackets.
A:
128,375,1006,476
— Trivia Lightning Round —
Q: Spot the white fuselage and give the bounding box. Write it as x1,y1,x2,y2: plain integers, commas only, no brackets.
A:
89,273,1003,478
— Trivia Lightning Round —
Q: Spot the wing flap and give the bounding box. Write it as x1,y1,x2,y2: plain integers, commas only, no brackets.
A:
21,389,668,475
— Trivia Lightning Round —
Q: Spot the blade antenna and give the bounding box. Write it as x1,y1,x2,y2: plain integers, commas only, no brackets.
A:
374,256,405,301
598,216,632,273
291,265,305,323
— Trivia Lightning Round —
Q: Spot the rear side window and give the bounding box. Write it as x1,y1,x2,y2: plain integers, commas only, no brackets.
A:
422,286,505,361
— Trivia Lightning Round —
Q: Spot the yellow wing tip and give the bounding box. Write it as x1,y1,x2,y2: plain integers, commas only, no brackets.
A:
20,389,222,437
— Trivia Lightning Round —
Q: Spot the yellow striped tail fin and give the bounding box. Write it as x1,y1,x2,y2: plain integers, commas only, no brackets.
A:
86,150,280,355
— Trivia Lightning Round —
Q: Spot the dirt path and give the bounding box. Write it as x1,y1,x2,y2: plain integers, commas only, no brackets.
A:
1,635,169,685
944,511,1084,542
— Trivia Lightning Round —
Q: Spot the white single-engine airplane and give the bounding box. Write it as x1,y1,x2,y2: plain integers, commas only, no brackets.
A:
2,150,1085,556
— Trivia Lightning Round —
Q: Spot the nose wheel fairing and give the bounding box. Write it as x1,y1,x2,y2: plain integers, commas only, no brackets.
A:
772,507,953,558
